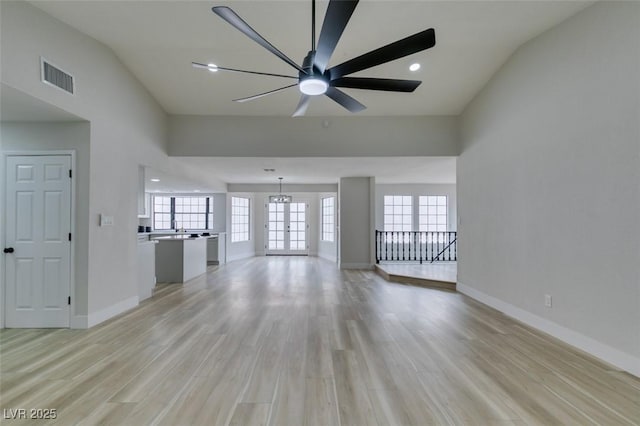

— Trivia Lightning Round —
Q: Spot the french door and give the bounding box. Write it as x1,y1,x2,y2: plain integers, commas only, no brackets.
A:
265,201,309,255
4,155,72,327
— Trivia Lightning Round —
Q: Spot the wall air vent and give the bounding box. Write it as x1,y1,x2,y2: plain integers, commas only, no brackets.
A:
41,58,74,95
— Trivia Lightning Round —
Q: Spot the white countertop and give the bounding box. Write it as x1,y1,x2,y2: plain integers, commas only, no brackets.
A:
153,234,218,241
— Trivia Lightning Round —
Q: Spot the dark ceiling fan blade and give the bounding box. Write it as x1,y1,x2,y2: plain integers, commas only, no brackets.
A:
233,84,298,103
314,0,359,74
192,62,298,79
325,87,366,113
292,95,311,117
329,28,435,80
212,6,306,74
331,77,421,92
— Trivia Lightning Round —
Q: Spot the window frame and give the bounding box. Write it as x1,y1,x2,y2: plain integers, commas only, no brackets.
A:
152,195,214,230
383,195,413,232
231,196,250,243
418,195,448,233
321,196,335,242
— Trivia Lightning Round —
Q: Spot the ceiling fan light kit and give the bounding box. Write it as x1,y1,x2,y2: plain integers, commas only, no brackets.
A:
299,77,329,96
193,0,436,116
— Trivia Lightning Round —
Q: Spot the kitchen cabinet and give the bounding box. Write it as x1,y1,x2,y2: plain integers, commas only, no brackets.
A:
137,237,157,301
139,192,151,218
137,166,148,218
207,232,226,265
154,235,207,283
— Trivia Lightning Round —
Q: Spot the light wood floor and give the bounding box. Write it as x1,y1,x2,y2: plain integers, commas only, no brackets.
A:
1,257,638,425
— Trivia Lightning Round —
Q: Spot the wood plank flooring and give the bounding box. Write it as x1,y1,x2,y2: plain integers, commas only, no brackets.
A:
1,256,638,425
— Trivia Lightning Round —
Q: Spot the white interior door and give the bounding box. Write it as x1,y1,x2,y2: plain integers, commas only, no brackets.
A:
4,155,71,327
266,201,309,255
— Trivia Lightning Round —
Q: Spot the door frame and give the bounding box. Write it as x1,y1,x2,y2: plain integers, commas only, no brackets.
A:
264,198,310,255
2,150,76,329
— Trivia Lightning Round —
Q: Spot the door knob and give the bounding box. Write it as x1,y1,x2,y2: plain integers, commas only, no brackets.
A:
4,247,14,253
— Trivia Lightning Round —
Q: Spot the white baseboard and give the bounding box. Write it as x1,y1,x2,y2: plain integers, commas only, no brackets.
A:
340,262,374,270
87,296,139,328
457,281,640,378
70,315,88,329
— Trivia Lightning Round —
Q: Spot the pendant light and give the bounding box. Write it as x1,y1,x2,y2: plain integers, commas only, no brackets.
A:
269,177,292,203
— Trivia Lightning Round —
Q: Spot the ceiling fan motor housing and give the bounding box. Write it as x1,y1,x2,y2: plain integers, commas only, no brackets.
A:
299,50,329,95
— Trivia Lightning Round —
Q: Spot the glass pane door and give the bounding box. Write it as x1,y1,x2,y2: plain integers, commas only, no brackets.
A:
266,201,308,255
289,203,306,251
267,202,285,251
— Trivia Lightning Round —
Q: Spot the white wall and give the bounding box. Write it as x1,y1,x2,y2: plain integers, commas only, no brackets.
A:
254,193,320,257
225,190,338,262
375,184,457,232
458,1,640,375
210,193,227,233
0,1,223,327
1,122,91,323
227,184,338,261
169,115,459,157
339,177,375,269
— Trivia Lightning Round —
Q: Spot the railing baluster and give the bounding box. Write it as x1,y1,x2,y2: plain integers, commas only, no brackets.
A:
375,230,456,263
403,231,406,260
406,231,410,261
392,231,396,261
384,231,388,261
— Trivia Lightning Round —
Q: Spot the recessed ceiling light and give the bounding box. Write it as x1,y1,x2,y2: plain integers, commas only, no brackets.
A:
409,63,421,72
207,63,218,72
150,178,160,182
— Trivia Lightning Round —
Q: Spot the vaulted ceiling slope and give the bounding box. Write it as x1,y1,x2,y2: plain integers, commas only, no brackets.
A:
30,0,592,116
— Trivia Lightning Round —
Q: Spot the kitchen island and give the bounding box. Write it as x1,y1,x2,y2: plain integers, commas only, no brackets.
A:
153,234,208,283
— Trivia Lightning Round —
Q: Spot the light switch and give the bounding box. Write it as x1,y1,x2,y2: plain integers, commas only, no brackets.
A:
100,214,114,226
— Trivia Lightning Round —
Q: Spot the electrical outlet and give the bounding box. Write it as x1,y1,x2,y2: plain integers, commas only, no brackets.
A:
544,294,552,308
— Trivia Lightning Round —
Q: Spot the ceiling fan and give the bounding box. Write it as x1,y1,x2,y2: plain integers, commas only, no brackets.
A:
192,0,436,116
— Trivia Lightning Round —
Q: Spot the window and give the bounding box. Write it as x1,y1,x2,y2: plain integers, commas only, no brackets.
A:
383,195,412,231
153,196,172,230
321,197,335,242
153,196,213,230
419,196,447,232
231,197,250,242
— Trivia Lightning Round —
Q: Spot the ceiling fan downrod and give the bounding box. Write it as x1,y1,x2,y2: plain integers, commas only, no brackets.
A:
312,0,316,52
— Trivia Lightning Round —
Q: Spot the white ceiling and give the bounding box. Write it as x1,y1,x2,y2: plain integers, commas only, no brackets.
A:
11,1,592,188
30,0,593,117
145,166,221,193
176,156,457,185
144,156,455,192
